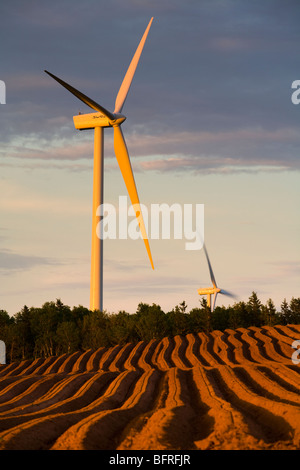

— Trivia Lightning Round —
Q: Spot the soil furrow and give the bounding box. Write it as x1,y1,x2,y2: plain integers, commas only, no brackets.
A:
232,366,300,407
16,358,45,376
0,373,92,422
192,366,262,449
184,334,199,367
118,368,210,450
197,333,219,366
184,334,209,367
171,335,192,369
0,363,20,377
261,327,295,359
98,345,123,370
210,331,232,365
122,341,146,371
275,325,300,339
159,337,176,370
85,348,106,371
206,332,227,365
206,366,298,447
0,370,141,450
0,360,33,377
257,364,300,391
51,369,161,450
43,355,69,375
0,371,117,426
26,356,58,375
71,350,94,373
108,343,135,372
56,351,83,373
235,328,271,364
224,329,257,364
0,375,68,413
136,339,159,370
250,327,290,363
0,376,45,403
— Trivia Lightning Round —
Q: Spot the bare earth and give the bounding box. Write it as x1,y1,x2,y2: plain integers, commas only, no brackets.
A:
0,324,299,450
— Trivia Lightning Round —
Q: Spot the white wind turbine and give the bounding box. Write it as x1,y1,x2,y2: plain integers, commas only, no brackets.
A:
198,244,236,311
45,18,154,312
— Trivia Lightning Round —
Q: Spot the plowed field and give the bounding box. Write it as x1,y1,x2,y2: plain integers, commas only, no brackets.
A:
0,325,299,450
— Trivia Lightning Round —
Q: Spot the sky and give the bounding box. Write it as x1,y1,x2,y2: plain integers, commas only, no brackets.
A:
1,0,300,316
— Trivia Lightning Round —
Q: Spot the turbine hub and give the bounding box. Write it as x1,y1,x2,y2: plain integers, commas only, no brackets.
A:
110,113,126,127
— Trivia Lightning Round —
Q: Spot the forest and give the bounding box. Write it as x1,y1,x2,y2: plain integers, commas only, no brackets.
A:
0,292,299,363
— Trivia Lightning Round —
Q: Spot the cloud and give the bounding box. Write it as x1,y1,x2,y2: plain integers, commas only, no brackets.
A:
127,126,300,156
0,249,60,273
126,126,300,174
1,1,300,177
137,157,295,175
5,74,54,92
0,135,93,163
0,180,90,215
269,260,300,277
2,123,299,175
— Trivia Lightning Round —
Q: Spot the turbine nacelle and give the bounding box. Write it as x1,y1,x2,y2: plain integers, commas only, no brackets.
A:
197,287,221,296
73,112,126,130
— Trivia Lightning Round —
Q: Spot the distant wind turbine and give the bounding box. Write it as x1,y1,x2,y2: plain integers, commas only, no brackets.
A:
198,244,236,311
45,18,154,312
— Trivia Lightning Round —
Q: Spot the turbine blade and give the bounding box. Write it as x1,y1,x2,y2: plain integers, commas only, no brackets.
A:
114,18,153,114
220,289,236,298
212,292,218,311
44,70,115,120
113,125,154,269
203,244,217,288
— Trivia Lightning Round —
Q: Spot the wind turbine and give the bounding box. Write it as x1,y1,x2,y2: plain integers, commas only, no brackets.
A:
45,18,154,312
198,244,235,311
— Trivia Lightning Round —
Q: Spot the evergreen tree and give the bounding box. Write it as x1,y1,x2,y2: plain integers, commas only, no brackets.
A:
0,310,11,330
211,306,230,331
81,310,110,349
262,298,278,326
135,303,169,341
167,301,190,336
14,306,34,359
189,298,211,333
106,311,137,345
245,292,263,327
280,298,291,325
56,321,80,354
289,297,300,324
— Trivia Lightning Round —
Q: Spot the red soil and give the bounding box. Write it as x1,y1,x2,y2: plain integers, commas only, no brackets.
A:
0,324,299,450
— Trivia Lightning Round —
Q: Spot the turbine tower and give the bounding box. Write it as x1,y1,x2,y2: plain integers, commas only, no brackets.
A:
198,244,235,311
45,18,154,312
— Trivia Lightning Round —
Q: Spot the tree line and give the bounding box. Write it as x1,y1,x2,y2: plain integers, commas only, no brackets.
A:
0,292,299,363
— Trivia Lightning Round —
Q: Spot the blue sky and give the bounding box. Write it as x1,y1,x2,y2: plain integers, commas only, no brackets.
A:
0,0,300,315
